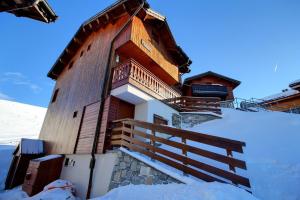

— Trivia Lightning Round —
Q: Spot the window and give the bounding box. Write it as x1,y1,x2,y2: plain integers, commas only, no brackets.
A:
87,44,92,51
73,111,78,118
68,61,74,70
153,114,168,126
51,89,59,103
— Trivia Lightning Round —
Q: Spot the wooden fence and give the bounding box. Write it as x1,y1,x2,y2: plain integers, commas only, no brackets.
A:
164,96,222,114
109,118,251,188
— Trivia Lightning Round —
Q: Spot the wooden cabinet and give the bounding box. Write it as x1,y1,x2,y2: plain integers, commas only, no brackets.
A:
22,155,64,196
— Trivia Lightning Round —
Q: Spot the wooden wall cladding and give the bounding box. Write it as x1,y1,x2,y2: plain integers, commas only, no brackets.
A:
130,16,180,84
39,14,131,154
75,101,100,154
96,96,134,154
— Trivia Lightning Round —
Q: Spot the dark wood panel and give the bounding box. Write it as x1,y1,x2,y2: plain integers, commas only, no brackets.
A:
75,102,100,154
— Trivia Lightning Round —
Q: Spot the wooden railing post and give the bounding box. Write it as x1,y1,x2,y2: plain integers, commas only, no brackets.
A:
182,137,188,176
226,148,238,185
121,122,125,147
151,130,156,161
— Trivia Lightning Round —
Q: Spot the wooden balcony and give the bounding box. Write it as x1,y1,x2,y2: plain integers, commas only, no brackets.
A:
111,59,181,100
164,96,222,114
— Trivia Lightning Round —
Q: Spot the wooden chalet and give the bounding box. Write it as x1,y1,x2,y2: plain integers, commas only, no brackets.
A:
0,0,57,23
182,71,241,101
24,0,252,198
260,80,300,113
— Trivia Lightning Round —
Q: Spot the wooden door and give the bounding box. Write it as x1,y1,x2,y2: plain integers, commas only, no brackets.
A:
75,101,100,154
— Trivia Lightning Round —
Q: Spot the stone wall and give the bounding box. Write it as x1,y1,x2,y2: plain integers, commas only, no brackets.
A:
108,150,181,190
181,112,221,128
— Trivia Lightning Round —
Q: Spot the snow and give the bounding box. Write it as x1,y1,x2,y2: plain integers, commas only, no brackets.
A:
180,111,222,118
0,100,47,145
94,182,258,200
0,145,15,190
186,108,300,200
261,89,299,102
34,155,62,162
0,180,77,200
120,147,196,184
20,139,44,155
290,79,300,86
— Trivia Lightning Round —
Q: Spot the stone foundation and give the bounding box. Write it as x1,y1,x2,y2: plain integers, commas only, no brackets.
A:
181,112,221,128
108,150,181,190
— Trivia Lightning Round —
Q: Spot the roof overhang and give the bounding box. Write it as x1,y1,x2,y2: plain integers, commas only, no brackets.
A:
47,0,191,80
0,0,57,23
184,71,241,88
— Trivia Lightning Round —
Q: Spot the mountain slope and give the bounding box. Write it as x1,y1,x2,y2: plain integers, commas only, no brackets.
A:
0,100,47,144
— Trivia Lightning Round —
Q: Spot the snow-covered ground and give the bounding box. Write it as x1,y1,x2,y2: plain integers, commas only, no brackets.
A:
95,182,258,200
0,180,77,200
187,109,300,200
0,100,46,144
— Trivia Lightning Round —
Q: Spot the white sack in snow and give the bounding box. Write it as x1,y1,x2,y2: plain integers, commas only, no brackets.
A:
0,180,77,200
94,182,258,200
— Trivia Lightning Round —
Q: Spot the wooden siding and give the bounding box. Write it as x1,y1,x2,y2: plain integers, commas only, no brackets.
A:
130,16,180,84
96,96,134,154
39,14,132,154
75,101,100,154
183,75,237,100
263,94,300,112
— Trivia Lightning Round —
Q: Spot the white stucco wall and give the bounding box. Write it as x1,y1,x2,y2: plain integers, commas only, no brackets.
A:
60,153,118,199
134,99,179,138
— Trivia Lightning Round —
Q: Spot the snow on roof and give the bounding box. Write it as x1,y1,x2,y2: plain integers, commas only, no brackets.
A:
290,79,300,86
20,138,44,154
33,155,62,162
261,89,299,102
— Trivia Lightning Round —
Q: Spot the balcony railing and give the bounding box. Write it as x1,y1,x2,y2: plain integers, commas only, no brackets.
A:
164,96,222,114
111,59,181,100
192,84,228,97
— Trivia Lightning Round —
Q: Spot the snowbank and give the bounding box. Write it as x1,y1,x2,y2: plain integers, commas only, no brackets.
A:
0,180,77,200
0,100,46,145
94,182,258,200
188,108,300,200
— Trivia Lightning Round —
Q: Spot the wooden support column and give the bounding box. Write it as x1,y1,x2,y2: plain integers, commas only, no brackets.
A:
182,137,188,175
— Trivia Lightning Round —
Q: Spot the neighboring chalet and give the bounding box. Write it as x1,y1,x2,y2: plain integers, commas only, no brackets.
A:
260,80,300,114
182,71,241,101
0,0,57,23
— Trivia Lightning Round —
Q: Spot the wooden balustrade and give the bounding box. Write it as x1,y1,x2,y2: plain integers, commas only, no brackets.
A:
112,59,181,100
164,96,222,114
109,118,251,189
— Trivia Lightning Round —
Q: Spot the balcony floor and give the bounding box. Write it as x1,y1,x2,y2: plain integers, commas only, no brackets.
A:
110,84,153,105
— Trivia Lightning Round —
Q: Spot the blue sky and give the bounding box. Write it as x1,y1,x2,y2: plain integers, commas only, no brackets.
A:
0,0,300,107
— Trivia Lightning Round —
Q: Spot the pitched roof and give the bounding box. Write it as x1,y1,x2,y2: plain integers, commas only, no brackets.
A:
47,0,191,79
184,71,241,87
0,0,57,23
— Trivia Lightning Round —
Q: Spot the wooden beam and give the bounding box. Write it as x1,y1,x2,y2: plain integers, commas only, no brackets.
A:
73,37,82,45
0,2,33,12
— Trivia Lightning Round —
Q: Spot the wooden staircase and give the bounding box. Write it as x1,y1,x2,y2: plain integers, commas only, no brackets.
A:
108,118,251,189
